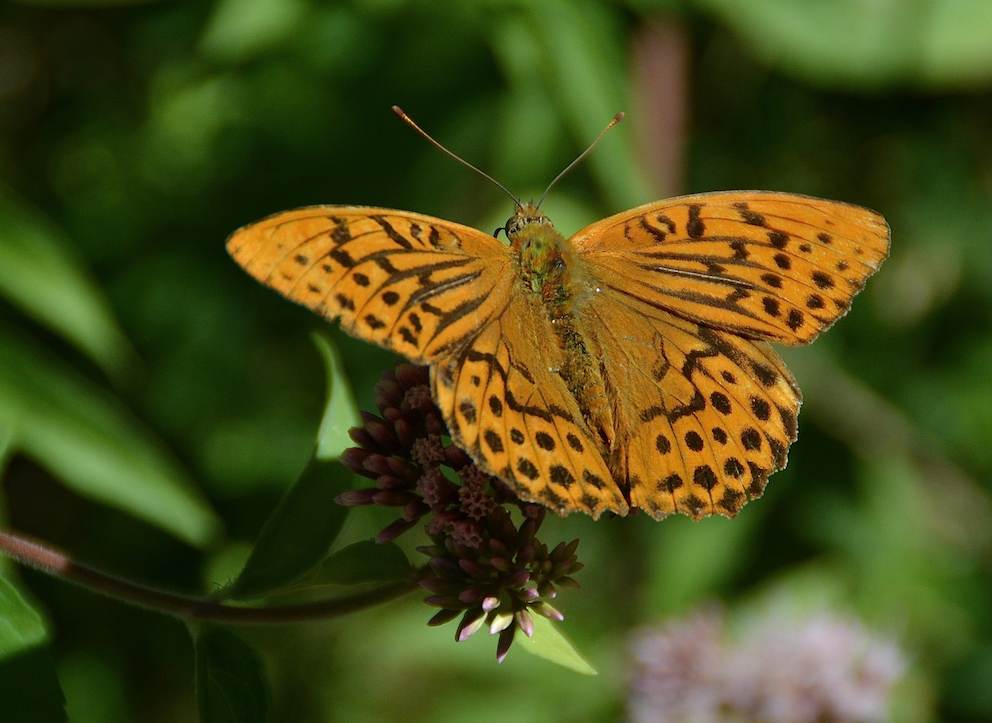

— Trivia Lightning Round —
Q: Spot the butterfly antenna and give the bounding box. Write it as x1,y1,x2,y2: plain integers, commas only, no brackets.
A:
537,112,624,209
392,106,522,208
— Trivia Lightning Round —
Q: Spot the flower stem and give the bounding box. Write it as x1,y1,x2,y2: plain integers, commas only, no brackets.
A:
0,529,417,624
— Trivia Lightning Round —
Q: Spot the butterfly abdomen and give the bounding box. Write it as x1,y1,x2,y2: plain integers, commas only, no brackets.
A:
507,221,618,460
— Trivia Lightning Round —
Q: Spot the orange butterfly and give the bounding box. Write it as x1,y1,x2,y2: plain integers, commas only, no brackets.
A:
227,108,889,521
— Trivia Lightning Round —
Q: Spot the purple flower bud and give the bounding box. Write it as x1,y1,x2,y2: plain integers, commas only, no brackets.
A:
424,594,464,609
335,489,377,506
481,596,501,612
393,417,417,447
516,543,536,564
371,490,416,506
348,427,376,450
533,602,565,622
418,576,455,594
506,570,530,588
385,456,418,480
403,500,430,521
489,611,514,635
362,454,394,476
444,445,471,468
364,419,398,449
456,608,486,642
519,587,540,603
457,558,489,579
458,587,487,605
427,609,460,627
516,610,535,638
490,557,511,572
340,447,374,476
496,625,516,663
375,517,416,544
517,520,538,549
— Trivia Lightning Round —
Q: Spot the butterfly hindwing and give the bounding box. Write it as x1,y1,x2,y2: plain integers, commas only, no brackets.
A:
226,207,511,362
431,295,628,519
580,289,801,519
571,191,890,346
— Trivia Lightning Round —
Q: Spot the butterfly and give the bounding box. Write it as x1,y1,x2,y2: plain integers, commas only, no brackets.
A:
227,108,889,521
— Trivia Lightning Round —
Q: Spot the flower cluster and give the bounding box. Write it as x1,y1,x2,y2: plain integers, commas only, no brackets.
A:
337,363,582,661
628,607,906,723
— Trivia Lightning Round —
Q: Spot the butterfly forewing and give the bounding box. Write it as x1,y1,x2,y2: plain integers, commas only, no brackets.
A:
226,207,511,362
571,192,890,346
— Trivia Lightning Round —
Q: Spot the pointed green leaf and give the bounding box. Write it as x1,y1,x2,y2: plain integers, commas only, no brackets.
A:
227,457,351,599
195,628,269,723
311,332,360,462
0,572,66,723
516,614,597,676
0,193,133,378
0,324,220,547
312,540,412,586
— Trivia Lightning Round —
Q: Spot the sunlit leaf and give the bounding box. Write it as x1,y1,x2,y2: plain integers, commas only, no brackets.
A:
312,332,360,462
200,0,308,63
516,615,597,676
0,572,66,723
0,193,133,378
311,540,412,586
227,457,351,599
692,0,992,89
0,324,221,548
195,628,269,723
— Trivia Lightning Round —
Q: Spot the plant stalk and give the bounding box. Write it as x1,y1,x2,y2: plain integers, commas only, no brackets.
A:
0,529,416,624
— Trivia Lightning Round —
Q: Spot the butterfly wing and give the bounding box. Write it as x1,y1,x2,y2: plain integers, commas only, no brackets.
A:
228,205,627,517
570,191,888,518
431,293,629,519
570,191,890,345
579,289,800,519
226,206,512,362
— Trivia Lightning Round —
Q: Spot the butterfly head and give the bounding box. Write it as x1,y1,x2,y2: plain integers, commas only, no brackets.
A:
504,202,552,241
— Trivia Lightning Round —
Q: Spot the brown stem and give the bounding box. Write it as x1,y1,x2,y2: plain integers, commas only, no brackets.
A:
0,529,417,624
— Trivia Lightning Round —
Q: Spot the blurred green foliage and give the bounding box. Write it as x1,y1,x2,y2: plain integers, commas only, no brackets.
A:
1,0,991,720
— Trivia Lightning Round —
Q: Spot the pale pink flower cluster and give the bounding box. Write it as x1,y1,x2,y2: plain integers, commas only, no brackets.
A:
628,608,905,723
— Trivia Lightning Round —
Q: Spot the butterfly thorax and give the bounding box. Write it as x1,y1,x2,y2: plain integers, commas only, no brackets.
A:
507,208,616,452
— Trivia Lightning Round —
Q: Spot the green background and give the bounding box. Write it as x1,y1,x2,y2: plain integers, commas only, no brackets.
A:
2,0,992,720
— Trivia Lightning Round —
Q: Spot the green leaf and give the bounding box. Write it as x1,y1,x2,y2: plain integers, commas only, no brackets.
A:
311,332,360,462
311,540,412,586
516,615,597,676
195,628,270,723
0,572,66,723
692,0,992,90
200,0,308,63
0,323,221,548
0,193,133,379
227,457,352,599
